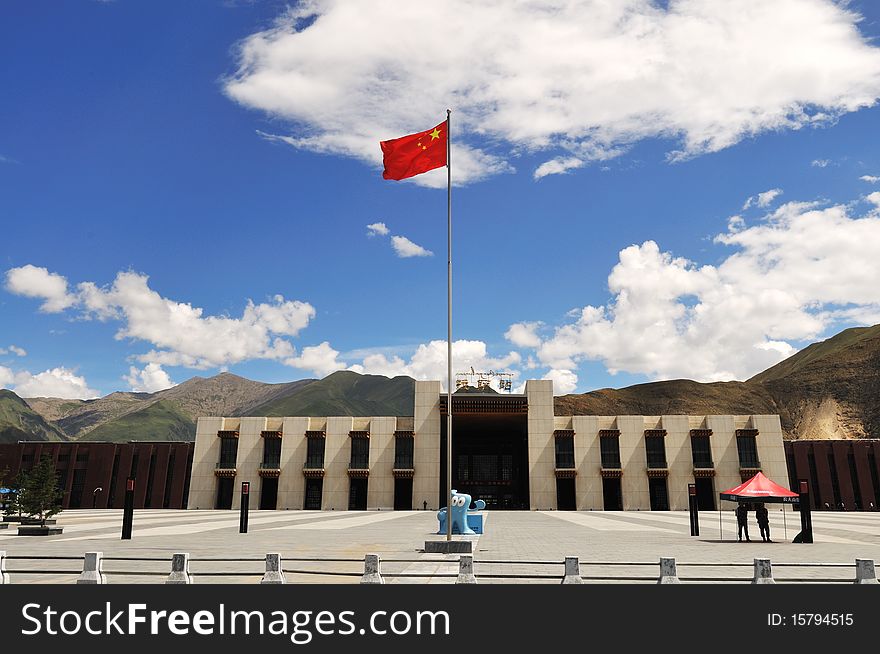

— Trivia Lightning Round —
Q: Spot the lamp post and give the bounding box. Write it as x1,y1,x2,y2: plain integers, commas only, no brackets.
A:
92,487,103,509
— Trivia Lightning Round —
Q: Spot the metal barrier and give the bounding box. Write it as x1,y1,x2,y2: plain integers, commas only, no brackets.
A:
0,552,876,584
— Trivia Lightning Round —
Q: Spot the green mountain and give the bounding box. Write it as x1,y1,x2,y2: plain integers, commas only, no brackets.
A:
78,399,196,442
24,373,316,440
248,370,415,417
0,389,68,444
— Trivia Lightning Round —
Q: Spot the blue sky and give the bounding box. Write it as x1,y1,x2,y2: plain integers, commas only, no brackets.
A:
2,0,880,398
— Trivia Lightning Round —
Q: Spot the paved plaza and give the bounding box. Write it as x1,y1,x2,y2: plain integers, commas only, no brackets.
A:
2,508,879,583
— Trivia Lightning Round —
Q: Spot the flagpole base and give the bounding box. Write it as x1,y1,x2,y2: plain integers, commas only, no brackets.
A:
424,539,473,554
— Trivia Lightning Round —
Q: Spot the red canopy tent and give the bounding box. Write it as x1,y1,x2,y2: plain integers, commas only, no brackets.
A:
717,472,800,540
719,472,799,503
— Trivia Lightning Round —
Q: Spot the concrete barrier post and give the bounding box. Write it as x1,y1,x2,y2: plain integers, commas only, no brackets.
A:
752,558,775,584
261,553,286,584
361,553,384,584
854,559,878,584
76,551,107,584
0,551,8,584
456,555,477,584
166,553,193,584
658,557,680,584
561,556,583,584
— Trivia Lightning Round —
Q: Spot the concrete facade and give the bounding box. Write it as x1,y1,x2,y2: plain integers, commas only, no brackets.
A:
187,379,789,511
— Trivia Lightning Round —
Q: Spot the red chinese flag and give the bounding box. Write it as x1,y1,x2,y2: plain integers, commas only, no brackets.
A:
380,120,447,180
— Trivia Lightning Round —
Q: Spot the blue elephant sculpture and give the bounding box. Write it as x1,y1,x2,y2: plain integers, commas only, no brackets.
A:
437,489,486,535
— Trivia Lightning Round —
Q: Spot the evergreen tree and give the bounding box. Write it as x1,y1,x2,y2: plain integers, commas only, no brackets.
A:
18,456,63,526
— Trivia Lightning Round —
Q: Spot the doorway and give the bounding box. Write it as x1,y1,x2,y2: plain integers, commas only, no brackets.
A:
603,477,623,510
394,478,412,510
215,477,234,510
556,478,576,510
348,478,368,510
260,477,278,510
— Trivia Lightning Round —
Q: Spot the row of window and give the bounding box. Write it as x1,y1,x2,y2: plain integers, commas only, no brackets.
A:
556,476,719,511
217,434,416,471
215,474,416,510
553,432,761,470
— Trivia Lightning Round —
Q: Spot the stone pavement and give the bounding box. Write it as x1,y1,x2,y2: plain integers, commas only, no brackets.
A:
1,507,878,583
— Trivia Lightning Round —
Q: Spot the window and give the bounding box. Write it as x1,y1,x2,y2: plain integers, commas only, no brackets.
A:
76,452,88,463
108,453,120,506
305,437,325,469
218,438,238,468
600,437,621,469
163,453,175,509
736,434,760,468
691,434,713,468
828,452,842,508
69,468,87,508
394,436,414,469
645,436,667,469
144,453,157,508
554,435,575,469
182,451,193,507
262,437,281,468
848,451,862,510
807,451,821,509
868,450,880,510
350,437,369,470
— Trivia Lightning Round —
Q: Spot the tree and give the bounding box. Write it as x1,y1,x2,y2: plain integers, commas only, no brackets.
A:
18,456,63,526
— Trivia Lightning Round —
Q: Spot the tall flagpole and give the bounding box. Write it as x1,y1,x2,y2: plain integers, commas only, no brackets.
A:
446,108,453,542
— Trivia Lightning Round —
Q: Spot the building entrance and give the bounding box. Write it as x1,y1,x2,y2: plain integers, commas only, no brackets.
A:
439,405,529,509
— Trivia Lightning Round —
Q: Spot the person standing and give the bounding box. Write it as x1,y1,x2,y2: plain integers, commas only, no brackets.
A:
755,503,771,542
736,503,750,542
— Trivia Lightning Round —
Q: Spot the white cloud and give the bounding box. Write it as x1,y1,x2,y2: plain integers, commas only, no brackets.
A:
354,339,521,392
526,197,880,382
543,369,578,395
285,342,352,378
859,175,880,183
225,1,880,185
6,367,100,399
867,191,880,208
7,268,317,370
391,235,433,258
366,222,389,236
124,363,176,393
505,322,542,348
811,159,830,168
0,345,27,357
743,188,783,210
5,265,77,313
534,157,584,180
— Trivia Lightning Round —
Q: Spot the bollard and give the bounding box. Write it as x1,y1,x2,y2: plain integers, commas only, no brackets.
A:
0,551,8,584
76,551,107,584
561,556,583,584
854,559,878,584
658,557,680,584
166,553,194,584
456,555,477,584
261,553,286,584
361,553,384,584
752,558,775,584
